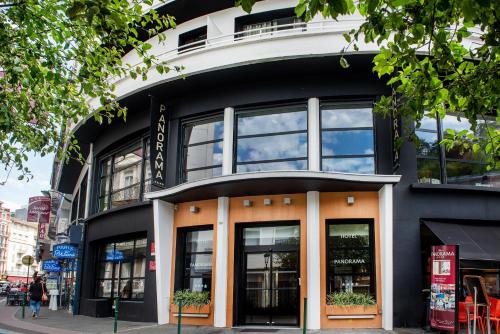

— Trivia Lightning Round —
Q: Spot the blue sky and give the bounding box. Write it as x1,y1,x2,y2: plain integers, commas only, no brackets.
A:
0,152,54,211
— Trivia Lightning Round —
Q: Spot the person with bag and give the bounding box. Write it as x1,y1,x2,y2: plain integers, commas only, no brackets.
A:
28,276,46,318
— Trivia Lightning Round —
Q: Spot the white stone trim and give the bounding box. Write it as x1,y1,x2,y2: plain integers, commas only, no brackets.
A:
145,171,401,200
222,107,234,175
83,143,93,219
379,184,393,330
153,199,175,324
306,191,321,330
214,197,229,327
308,98,320,172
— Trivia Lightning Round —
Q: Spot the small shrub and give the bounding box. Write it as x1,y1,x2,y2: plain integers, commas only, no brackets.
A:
173,290,210,309
326,292,376,306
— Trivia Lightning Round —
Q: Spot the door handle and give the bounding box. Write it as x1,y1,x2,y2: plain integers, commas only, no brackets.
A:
298,277,301,286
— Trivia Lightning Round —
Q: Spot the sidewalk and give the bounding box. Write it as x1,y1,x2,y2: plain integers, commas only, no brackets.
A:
0,301,437,334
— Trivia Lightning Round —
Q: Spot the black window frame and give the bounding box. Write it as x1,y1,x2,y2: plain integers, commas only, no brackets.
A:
325,219,376,298
174,225,214,294
233,103,309,173
320,101,377,174
95,135,150,213
180,114,224,183
94,235,147,301
178,26,207,54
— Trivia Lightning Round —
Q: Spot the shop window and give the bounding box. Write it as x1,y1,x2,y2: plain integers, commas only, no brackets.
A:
326,221,375,296
416,113,498,186
175,227,213,293
235,105,308,173
96,136,151,212
181,116,224,183
321,103,375,174
178,26,207,53
95,237,147,300
235,8,305,39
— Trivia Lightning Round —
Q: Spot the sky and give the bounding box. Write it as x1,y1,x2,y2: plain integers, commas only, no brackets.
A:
0,152,54,211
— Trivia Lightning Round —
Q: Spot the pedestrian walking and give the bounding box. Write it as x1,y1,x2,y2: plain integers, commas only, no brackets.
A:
28,276,44,318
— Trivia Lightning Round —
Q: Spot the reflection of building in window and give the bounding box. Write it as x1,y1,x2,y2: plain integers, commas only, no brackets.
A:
235,8,305,39
178,26,207,53
416,113,499,186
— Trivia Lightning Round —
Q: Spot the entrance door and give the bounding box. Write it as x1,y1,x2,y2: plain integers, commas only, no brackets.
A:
238,224,300,327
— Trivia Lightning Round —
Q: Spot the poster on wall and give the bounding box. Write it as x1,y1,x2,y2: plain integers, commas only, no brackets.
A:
429,245,459,332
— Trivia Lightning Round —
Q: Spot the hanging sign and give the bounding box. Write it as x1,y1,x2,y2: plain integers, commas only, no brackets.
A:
38,222,48,240
53,244,78,259
149,260,156,271
27,196,51,224
391,113,401,171
42,259,61,272
150,96,168,188
429,245,459,332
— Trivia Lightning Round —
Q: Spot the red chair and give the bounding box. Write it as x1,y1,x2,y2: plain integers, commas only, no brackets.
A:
459,301,485,334
483,297,498,332
490,299,500,334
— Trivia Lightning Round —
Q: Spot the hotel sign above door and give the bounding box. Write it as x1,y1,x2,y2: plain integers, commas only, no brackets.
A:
150,96,167,188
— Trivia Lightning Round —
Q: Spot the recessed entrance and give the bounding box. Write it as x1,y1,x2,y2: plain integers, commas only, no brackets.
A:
234,222,300,327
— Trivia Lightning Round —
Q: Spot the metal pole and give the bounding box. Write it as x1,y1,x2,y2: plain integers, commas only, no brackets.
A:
177,300,182,334
303,297,307,334
22,263,30,318
113,295,119,333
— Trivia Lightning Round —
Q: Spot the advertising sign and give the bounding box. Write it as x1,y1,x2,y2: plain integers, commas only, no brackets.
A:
38,222,48,240
150,96,167,188
106,250,125,262
42,259,61,272
22,255,35,266
53,244,78,259
430,245,459,332
27,196,51,224
391,112,401,171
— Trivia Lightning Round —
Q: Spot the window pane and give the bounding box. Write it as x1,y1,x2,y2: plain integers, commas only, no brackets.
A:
417,115,438,131
114,144,143,171
417,158,441,184
332,275,371,294
321,107,372,128
100,243,115,261
98,262,113,279
237,109,306,136
112,164,142,192
237,133,307,162
115,241,134,260
132,278,145,299
446,161,495,186
185,253,213,276
416,131,440,157
101,158,112,177
134,258,146,278
330,249,371,274
237,160,307,173
322,130,374,156
111,184,140,208
322,157,375,174
96,280,112,298
186,230,213,252
329,224,369,248
119,279,132,299
120,262,132,279
185,277,211,292
186,142,223,170
244,226,300,246
185,119,224,145
442,114,471,133
186,167,222,182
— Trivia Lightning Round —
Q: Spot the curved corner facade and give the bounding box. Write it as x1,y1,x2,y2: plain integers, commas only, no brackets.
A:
52,0,500,330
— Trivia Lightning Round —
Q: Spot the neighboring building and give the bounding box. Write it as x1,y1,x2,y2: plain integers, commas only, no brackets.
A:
50,0,499,330
14,207,28,221
0,202,11,276
5,217,39,283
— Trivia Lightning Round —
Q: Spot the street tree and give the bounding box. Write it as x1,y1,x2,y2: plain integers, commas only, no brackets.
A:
239,0,499,170
0,0,175,184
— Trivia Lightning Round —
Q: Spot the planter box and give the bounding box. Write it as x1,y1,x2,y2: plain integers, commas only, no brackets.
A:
172,304,210,318
326,305,378,319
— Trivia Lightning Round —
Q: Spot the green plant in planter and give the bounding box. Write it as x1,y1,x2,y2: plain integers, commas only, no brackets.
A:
173,290,210,309
326,292,376,306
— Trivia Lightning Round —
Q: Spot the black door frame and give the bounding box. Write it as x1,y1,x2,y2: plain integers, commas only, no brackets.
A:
233,221,301,327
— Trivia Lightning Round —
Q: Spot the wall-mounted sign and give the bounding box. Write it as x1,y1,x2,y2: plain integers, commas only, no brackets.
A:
27,196,51,224
391,113,401,172
53,244,78,259
38,222,48,240
106,250,125,262
430,245,459,332
42,259,61,272
149,260,156,271
150,96,168,188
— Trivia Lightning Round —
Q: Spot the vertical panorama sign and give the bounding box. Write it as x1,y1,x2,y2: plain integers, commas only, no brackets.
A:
150,96,167,188
391,112,401,172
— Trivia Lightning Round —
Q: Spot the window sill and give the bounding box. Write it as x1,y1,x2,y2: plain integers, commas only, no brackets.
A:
87,201,152,222
411,183,500,194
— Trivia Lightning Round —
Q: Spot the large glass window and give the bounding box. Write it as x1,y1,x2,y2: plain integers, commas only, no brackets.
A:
175,227,213,293
321,104,375,174
95,237,147,300
416,113,498,186
235,8,305,39
178,26,207,53
181,117,224,182
235,106,308,173
97,137,151,212
327,221,375,296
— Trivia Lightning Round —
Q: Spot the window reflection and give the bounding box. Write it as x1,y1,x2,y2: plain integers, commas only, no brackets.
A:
321,105,375,174
236,106,308,172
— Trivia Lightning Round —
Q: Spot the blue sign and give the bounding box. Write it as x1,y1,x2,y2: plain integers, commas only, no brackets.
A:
106,250,125,262
42,260,61,272
53,244,78,259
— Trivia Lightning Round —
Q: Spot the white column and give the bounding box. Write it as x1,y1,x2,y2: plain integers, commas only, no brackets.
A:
84,143,93,219
306,191,321,329
379,184,394,330
308,98,320,171
222,107,234,175
153,199,175,325
214,197,229,327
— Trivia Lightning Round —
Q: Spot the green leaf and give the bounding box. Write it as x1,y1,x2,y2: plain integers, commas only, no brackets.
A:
340,57,350,69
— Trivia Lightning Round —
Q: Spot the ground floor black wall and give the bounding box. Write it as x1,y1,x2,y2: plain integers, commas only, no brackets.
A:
78,203,157,322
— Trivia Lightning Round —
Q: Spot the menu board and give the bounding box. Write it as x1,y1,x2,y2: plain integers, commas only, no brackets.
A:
430,245,458,332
